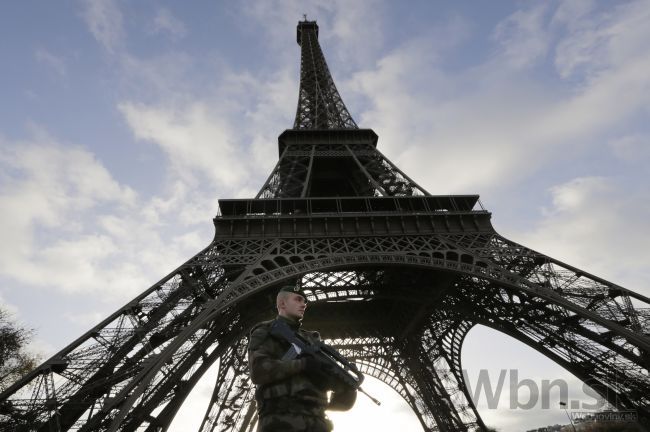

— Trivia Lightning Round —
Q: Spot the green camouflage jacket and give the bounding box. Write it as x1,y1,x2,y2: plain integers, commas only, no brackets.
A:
247,315,328,408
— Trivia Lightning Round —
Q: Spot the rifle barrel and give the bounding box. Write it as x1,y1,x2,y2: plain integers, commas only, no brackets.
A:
359,387,381,406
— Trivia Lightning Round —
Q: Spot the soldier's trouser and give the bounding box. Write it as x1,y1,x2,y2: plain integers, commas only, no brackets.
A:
257,413,332,432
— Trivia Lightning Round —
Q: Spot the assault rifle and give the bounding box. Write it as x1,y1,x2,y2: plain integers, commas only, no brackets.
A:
270,319,381,406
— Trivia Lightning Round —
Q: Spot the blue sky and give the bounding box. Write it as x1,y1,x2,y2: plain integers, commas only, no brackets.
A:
1,1,649,430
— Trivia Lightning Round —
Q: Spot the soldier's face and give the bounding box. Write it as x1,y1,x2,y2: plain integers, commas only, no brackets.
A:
280,293,307,320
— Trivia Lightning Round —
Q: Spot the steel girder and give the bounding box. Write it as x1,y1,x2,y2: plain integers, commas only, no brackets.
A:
2,224,649,431
197,296,481,432
293,21,357,130
197,338,256,432
256,143,428,199
197,332,473,432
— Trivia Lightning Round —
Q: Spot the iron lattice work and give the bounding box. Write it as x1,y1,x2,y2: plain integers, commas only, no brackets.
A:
293,21,357,129
1,20,650,432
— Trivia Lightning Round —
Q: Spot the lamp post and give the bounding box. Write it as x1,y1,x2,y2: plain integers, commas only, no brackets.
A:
560,401,577,432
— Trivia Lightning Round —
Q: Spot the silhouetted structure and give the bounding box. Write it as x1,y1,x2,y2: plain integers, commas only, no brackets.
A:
1,19,649,432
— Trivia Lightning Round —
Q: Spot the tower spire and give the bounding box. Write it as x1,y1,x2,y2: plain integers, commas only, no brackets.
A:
294,20,358,129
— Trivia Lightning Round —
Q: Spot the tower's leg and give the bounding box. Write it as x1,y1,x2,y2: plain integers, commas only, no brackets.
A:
399,333,469,432
437,321,487,431
2,232,649,430
334,337,441,431
198,337,254,432
420,320,485,431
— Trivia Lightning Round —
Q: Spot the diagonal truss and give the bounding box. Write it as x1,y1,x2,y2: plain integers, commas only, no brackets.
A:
293,20,357,129
1,199,648,431
256,136,429,198
1,18,649,432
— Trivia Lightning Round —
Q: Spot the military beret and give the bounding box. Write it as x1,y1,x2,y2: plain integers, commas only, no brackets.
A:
278,284,308,299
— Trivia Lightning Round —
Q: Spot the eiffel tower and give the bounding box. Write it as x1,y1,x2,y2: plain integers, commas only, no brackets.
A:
1,19,649,432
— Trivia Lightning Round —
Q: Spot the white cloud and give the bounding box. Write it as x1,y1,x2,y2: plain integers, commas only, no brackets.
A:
0,131,210,301
0,131,136,227
463,326,604,430
346,0,650,196
554,0,650,79
167,359,223,431
80,0,195,98
116,53,298,198
118,101,246,190
80,0,124,53
0,293,54,359
609,133,650,162
119,51,196,97
26,337,55,359
64,310,106,326
0,294,20,318
240,0,385,70
349,35,548,193
150,7,187,40
507,176,650,296
493,3,551,69
34,48,67,76
320,0,386,69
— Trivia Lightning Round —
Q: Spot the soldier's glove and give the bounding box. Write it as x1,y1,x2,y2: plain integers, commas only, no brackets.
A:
328,389,357,411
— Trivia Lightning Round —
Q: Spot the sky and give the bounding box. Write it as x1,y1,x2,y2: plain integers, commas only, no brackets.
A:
1,0,649,430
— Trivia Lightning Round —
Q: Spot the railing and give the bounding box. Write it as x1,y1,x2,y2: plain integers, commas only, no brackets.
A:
215,195,487,218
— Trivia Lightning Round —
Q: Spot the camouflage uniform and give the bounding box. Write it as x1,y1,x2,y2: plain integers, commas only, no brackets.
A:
248,315,334,432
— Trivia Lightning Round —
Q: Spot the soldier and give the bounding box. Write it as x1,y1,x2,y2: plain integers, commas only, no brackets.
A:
248,285,357,432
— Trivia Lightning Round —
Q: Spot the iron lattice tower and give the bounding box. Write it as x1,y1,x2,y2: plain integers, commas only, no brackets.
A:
1,20,649,432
